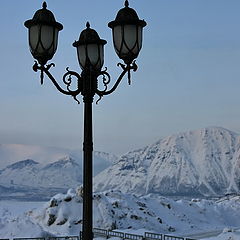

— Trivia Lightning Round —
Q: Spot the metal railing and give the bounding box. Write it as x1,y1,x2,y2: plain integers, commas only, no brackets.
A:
92,228,108,238
108,230,125,238
48,237,79,240
91,228,195,240
13,237,79,240
13,238,45,240
7,229,196,240
145,232,163,239
163,235,184,240
124,233,143,240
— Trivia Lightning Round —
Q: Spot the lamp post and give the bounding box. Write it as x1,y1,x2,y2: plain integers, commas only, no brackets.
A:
24,1,146,239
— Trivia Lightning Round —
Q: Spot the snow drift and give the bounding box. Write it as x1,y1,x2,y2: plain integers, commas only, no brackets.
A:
28,188,240,237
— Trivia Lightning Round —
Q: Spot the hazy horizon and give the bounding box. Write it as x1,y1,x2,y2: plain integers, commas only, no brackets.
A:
1,0,240,155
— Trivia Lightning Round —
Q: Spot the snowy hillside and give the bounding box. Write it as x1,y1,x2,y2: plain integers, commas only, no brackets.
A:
0,156,82,200
94,127,240,197
0,157,81,189
1,189,240,239
0,144,117,200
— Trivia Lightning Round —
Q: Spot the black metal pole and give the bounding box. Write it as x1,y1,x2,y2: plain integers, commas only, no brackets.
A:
82,96,93,240
82,69,94,240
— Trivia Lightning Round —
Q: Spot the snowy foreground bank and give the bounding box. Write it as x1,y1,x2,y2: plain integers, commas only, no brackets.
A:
1,188,240,240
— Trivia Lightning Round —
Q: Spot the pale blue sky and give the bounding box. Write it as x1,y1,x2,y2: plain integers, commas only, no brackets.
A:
0,0,240,155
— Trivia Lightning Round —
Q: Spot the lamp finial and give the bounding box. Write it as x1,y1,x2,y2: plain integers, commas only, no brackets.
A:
42,2,47,9
86,22,90,28
125,0,129,7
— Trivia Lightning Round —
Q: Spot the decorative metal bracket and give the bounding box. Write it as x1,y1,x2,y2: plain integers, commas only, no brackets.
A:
32,60,138,104
33,61,83,104
95,61,138,103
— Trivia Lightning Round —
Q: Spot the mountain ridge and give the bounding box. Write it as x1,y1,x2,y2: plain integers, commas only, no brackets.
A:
0,147,118,200
94,126,240,197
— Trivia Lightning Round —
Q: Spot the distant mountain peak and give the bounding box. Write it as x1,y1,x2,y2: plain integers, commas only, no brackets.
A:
0,146,116,200
5,159,39,170
43,155,79,170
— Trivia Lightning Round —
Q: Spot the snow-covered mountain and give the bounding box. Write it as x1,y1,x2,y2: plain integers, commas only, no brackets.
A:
0,144,118,200
0,144,118,169
0,157,81,189
0,144,70,169
94,127,240,197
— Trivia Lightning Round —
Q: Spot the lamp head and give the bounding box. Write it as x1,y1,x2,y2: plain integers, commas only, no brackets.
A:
108,0,146,64
73,22,107,71
24,2,63,65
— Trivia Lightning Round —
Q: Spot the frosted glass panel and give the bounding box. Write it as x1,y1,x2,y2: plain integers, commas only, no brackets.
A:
41,25,54,50
54,29,59,52
137,27,143,50
77,45,86,70
99,45,104,69
113,26,122,53
123,25,137,53
112,24,144,62
87,44,99,66
29,25,39,51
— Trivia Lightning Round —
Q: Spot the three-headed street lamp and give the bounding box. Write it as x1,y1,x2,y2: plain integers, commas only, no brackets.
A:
24,1,146,239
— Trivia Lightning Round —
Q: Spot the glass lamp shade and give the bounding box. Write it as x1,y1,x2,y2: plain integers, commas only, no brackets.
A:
76,43,104,71
112,24,143,64
73,23,107,71
108,0,146,64
24,2,63,65
28,24,60,65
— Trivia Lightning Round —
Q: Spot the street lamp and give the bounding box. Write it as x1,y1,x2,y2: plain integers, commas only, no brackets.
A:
24,1,146,240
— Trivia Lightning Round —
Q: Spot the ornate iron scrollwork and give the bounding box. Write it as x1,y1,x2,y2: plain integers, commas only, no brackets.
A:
33,62,83,104
95,61,138,102
62,67,83,104
95,68,111,104
32,60,138,105
118,61,138,85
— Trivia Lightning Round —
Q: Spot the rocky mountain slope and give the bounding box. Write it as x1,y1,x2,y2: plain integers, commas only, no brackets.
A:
94,127,240,197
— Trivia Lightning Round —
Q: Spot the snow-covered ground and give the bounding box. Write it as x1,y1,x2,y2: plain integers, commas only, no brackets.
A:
0,200,50,238
1,189,240,240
